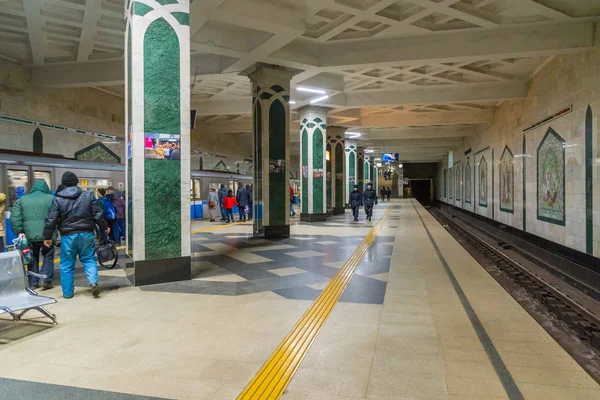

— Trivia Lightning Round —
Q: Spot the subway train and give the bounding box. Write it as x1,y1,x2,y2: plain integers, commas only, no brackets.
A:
0,154,258,245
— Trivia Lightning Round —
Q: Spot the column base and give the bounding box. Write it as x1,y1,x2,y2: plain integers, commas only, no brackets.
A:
301,213,327,222
125,255,191,286
332,207,346,215
264,225,290,239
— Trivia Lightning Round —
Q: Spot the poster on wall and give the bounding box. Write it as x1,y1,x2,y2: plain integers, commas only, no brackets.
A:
313,169,323,178
144,133,181,160
302,165,308,178
537,128,565,225
500,146,514,213
479,156,488,207
269,159,286,173
455,164,461,201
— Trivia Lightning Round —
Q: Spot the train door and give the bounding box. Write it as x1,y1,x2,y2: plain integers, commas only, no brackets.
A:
191,178,202,219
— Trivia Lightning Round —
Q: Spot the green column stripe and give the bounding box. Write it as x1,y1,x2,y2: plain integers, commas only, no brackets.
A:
313,128,324,214
143,17,181,260
335,143,343,209
253,100,263,234
326,143,332,209
269,100,287,225
302,129,308,214
585,106,593,255
172,12,189,26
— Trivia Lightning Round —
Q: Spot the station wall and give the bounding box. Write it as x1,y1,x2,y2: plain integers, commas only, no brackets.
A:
437,24,600,258
0,60,124,159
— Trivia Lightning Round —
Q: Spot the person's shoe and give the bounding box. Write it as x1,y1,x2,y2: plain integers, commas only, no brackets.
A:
41,282,53,290
292,212,296,216
91,284,100,298
354,218,358,221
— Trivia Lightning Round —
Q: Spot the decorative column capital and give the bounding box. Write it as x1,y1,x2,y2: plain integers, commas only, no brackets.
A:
296,105,331,115
246,63,296,82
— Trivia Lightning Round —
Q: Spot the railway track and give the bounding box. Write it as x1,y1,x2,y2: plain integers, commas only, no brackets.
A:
426,203,600,380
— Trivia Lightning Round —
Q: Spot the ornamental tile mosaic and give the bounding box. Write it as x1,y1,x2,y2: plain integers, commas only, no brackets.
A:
537,128,566,225
455,164,461,201
500,146,514,213
479,156,488,207
465,161,471,204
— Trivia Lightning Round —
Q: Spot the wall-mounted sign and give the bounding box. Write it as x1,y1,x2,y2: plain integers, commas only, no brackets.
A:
523,106,572,133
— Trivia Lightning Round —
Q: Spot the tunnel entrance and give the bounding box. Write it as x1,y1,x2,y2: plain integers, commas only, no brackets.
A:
407,179,433,205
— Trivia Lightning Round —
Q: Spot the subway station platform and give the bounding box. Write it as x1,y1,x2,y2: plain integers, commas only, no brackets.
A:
0,199,598,400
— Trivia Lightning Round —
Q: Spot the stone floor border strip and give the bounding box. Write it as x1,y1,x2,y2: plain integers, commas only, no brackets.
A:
411,199,525,400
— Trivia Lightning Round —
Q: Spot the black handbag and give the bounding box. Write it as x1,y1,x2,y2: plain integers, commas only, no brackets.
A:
96,239,117,265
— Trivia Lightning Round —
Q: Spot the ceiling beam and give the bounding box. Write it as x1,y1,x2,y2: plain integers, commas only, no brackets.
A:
357,126,477,139
23,0,44,65
358,109,493,127
360,138,463,148
32,54,230,88
285,21,594,69
77,0,103,62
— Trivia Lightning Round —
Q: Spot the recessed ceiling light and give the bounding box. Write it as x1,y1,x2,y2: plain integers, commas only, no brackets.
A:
346,132,361,138
297,87,326,94
365,149,374,153
376,162,382,167
310,95,329,104
289,100,296,104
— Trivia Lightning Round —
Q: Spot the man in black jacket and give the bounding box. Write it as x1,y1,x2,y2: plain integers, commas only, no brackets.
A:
44,171,109,299
349,184,362,222
363,182,378,222
218,184,228,221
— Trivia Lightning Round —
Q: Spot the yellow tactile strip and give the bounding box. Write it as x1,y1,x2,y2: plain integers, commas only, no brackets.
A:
238,205,393,399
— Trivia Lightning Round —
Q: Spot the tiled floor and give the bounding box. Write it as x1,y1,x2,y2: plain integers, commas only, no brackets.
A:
0,199,598,399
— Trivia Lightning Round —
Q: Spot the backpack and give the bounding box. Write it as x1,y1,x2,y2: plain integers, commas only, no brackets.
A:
100,197,116,221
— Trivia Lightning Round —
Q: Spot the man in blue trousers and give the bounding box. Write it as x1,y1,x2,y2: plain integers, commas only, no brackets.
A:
44,171,109,299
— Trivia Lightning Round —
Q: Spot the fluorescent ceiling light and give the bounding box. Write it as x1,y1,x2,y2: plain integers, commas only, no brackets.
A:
365,149,374,153
310,95,329,104
297,87,326,94
346,132,361,138
398,164,403,168
289,100,296,104
376,163,382,167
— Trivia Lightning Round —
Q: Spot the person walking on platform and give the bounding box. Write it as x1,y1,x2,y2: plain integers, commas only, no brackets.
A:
96,188,116,243
380,187,386,202
386,187,391,201
363,182,378,222
112,190,126,243
236,182,248,222
0,191,5,252
246,184,253,221
207,188,219,222
289,186,296,216
223,190,237,223
349,184,362,222
218,184,228,221
44,171,109,299
10,180,57,289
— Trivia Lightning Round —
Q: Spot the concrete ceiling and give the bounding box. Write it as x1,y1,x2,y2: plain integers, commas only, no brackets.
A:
1,0,599,161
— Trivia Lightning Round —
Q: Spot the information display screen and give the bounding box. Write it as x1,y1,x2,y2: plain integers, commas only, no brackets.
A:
382,153,399,162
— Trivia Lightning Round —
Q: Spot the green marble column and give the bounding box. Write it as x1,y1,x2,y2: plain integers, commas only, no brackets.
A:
299,105,329,222
125,0,191,286
249,64,294,238
345,139,358,205
328,127,346,215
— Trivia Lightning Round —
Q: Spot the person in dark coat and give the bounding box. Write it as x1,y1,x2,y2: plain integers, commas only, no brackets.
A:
363,182,378,222
44,171,109,299
236,182,248,222
386,187,391,201
246,184,253,221
379,187,386,202
218,184,228,221
349,184,362,222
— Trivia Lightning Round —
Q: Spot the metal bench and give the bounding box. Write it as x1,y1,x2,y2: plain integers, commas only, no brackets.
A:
0,251,57,324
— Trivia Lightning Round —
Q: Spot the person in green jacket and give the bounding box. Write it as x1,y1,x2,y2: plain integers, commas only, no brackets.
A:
10,180,56,289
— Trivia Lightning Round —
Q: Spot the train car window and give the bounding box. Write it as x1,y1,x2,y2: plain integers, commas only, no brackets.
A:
7,169,28,207
33,171,52,191
79,178,113,192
